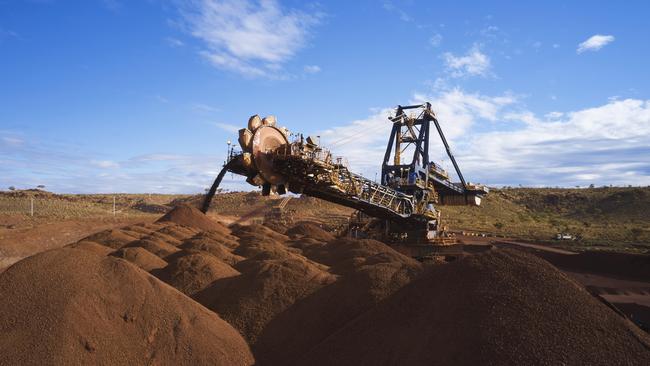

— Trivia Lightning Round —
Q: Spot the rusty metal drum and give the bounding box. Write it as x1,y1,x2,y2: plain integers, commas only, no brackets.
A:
251,125,289,185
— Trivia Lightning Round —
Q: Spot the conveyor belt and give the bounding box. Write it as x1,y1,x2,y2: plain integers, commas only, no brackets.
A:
201,153,423,224
273,155,417,221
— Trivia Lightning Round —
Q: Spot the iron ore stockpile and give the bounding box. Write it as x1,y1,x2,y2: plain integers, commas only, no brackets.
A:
0,205,649,365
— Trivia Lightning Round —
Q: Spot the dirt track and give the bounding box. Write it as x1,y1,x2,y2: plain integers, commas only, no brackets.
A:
0,215,151,271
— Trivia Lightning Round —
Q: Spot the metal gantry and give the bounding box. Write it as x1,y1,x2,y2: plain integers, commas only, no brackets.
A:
202,103,488,240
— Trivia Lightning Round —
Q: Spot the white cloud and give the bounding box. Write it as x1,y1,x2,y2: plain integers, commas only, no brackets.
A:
129,154,186,162
303,65,321,74
463,98,650,186
453,98,650,186
429,33,442,47
413,89,516,137
190,103,219,113
1,136,24,147
382,1,412,22
180,0,321,78
102,0,122,12
318,89,516,175
4,95,648,193
0,28,19,41
574,173,600,181
214,122,240,133
443,45,491,77
165,37,185,47
154,95,169,103
503,111,541,126
314,90,650,188
91,160,120,169
0,132,249,193
545,111,563,119
480,25,499,37
319,109,395,172
577,34,615,54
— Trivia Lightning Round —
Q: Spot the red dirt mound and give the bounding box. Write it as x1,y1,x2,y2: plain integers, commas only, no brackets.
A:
179,240,244,266
234,250,330,274
194,256,337,345
234,238,302,259
156,224,200,241
288,237,327,251
186,230,240,250
301,238,419,274
0,247,254,366
80,229,138,249
286,222,335,242
142,231,182,246
122,222,167,236
110,247,168,272
262,221,288,235
157,204,230,233
298,249,650,366
231,224,289,243
66,240,114,256
155,251,240,296
231,226,301,260
124,239,179,258
254,247,422,365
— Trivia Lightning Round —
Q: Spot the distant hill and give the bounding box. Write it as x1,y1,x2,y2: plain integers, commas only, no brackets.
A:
0,190,352,229
2,187,647,252
440,187,650,252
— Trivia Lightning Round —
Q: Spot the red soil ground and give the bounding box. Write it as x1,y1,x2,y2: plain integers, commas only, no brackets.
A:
0,205,648,365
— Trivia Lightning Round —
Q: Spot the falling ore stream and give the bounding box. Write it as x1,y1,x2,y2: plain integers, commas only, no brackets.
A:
201,160,236,214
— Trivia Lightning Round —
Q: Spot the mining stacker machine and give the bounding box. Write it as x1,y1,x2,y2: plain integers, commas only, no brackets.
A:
202,103,488,249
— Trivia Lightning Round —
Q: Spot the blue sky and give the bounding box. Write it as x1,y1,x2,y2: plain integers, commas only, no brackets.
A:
1,0,649,193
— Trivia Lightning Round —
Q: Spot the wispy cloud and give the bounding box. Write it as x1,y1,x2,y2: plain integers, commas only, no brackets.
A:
463,98,650,186
318,89,516,174
318,108,395,172
179,0,322,78
1,136,24,147
129,154,187,163
165,37,185,47
314,90,650,187
102,0,122,12
91,160,120,169
577,34,615,53
3,93,648,193
443,45,492,78
429,33,442,47
0,133,244,193
0,27,20,43
190,102,219,113
214,122,240,133
154,94,169,103
303,65,321,74
382,1,412,22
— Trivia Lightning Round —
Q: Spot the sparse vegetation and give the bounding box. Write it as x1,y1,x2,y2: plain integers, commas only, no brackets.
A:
0,190,352,227
440,186,650,252
1,187,648,253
